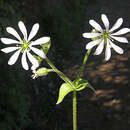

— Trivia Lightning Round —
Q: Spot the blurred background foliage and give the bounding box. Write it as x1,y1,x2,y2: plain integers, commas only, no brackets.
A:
0,0,87,130
0,0,130,130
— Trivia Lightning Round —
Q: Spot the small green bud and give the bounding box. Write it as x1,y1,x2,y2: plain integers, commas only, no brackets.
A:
36,68,48,76
32,67,53,79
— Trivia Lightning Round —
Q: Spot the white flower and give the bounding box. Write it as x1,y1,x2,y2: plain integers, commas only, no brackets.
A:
83,14,130,61
1,21,50,70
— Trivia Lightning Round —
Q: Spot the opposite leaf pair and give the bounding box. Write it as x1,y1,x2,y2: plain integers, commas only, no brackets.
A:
56,78,95,104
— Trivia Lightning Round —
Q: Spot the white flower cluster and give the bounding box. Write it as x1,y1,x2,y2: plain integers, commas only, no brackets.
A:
1,21,50,70
83,14,130,60
1,14,130,72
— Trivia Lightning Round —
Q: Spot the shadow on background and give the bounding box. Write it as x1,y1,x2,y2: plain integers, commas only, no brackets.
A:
63,48,130,130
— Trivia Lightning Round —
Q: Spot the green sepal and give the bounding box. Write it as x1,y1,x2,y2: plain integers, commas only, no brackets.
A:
73,78,95,92
36,67,49,76
41,40,51,55
32,40,51,66
56,83,74,104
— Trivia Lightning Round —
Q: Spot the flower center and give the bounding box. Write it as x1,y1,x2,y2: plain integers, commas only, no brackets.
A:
103,31,109,39
21,40,30,52
102,30,111,45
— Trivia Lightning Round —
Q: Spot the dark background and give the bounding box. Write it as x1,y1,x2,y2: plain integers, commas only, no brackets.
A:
0,0,130,130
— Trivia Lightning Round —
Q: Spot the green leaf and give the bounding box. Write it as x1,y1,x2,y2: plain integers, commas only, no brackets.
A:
86,81,95,92
56,83,74,104
41,40,51,55
73,78,95,92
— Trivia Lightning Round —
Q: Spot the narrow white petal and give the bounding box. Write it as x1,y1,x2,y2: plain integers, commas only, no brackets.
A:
111,35,128,43
86,39,102,49
6,27,21,41
1,47,20,53
109,18,123,32
18,21,28,41
30,46,46,58
31,65,38,71
109,40,123,54
89,20,103,32
21,49,29,70
30,37,50,46
82,33,101,38
94,39,104,55
27,51,39,67
8,49,21,65
28,23,39,41
101,14,109,31
1,38,20,44
105,42,111,61
111,28,130,35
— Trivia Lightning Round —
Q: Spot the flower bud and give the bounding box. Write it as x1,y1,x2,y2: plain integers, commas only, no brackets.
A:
31,67,49,79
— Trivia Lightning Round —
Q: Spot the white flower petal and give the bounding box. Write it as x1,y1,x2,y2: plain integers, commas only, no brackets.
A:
1,38,20,44
109,39,123,54
28,23,39,41
18,21,28,41
31,65,37,71
82,33,101,38
8,49,21,65
105,42,111,61
110,35,128,43
109,18,123,32
30,46,46,58
30,37,50,46
21,49,29,70
86,39,102,49
1,47,20,53
111,28,130,35
6,27,21,41
101,14,109,31
89,20,103,32
94,39,104,55
27,51,39,67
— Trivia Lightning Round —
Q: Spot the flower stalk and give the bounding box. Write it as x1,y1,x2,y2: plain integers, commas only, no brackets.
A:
73,90,77,130
45,57,76,90
78,49,91,78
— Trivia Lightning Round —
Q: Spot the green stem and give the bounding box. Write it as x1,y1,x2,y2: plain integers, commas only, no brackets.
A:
78,49,91,78
47,69,55,72
45,57,77,130
73,90,77,130
45,57,75,89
